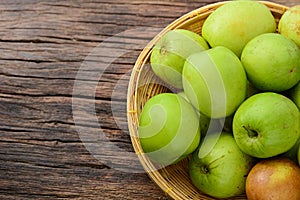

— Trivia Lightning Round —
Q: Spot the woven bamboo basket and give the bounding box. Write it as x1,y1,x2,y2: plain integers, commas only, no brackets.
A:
127,1,289,199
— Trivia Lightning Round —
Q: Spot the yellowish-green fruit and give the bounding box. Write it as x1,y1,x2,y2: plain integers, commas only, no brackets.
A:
138,93,201,166
241,33,300,92
279,5,300,47
150,29,209,89
202,0,276,57
233,92,300,158
190,132,255,198
182,46,247,118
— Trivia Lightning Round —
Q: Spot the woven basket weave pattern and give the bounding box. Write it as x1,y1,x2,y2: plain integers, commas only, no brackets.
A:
127,1,288,199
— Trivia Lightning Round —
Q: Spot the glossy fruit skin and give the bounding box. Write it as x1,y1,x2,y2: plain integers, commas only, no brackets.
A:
189,132,254,199
233,92,300,158
202,0,276,57
150,29,208,89
241,33,300,92
182,46,247,118
246,158,300,200
138,93,200,166
279,5,300,47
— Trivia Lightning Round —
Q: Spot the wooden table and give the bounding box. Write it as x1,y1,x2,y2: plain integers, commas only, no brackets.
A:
0,0,298,199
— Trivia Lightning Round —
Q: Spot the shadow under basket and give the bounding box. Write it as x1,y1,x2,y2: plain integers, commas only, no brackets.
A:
127,1,289,199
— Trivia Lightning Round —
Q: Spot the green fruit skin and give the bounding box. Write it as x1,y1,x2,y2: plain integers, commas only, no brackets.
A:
279,5,300,47
290,82,300,109
189,132,255,198
241,33,300,92
233,92,300,158
150,29,209,89
182,46,247,118
202,0,276,57
138,93,201,166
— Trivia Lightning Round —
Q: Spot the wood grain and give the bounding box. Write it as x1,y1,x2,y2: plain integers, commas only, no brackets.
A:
0,0,298,199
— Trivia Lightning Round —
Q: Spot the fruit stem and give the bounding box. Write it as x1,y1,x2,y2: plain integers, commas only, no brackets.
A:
200,165,209,174
243,126,259,138
199,155,225,174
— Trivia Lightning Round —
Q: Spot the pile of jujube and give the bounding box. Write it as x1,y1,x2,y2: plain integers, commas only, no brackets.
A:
138,1,300,199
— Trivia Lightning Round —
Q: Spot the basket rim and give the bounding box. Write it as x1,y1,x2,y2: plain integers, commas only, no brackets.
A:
126,1,289,199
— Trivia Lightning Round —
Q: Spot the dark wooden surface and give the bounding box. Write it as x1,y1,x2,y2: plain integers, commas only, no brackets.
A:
0,0,298,199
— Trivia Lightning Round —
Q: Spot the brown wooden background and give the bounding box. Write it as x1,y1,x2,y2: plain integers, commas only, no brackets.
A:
0,0,298,199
